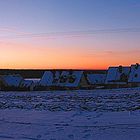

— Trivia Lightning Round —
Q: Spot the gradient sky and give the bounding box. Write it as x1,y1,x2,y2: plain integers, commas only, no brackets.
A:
0,0,140,69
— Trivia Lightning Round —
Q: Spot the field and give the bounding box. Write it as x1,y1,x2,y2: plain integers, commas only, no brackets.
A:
0,88,140,140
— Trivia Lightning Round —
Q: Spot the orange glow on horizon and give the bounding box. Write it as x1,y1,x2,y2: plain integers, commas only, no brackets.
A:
0,40,139,70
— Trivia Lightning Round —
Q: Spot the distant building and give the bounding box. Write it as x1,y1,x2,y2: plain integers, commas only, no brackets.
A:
105,66,130,88
128,63,140,87
87,74,106,88
19,79,35,91
37,71,61,90
2,64,140,91
57,71,89,89
1,74,23,90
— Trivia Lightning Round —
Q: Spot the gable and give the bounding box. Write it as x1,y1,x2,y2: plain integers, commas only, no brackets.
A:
58,71,83,87
128,64,140,83
20,80,33,88
87,74,106,85
2,75,23,87
105,67,118,83
79,74,89,87
105,67,130,84
39,71,61,86
39,71,53,86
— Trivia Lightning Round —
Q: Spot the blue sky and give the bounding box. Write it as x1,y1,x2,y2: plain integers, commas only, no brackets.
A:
0,0,140,69
0,0,139,31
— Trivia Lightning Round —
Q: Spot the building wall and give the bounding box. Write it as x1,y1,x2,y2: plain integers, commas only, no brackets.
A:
128,82,140,87
79,75,90,88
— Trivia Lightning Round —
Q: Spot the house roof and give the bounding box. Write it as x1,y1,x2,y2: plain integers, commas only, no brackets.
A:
105,66,130,84
39,71,53,86
87,74,106,85
58,71,84,87
2,74,23,87
20,80,33,88
39,71,61,86
25,78,40,83
128,64,140,83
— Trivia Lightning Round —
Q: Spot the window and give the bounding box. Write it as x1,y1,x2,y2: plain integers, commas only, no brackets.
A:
135,74,138,78
118,66,123,73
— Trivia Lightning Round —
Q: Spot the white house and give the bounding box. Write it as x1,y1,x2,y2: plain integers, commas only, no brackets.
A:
38,71,61,90
105,66,130,86
1,74,23,90
20,79,35,91
58,71,89,89
128,63,140,87
87,74,106,88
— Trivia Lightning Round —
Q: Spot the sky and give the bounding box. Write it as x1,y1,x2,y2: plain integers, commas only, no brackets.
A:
0,0,140,69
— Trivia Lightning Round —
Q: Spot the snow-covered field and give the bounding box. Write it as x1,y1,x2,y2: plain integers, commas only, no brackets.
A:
0,88,140,140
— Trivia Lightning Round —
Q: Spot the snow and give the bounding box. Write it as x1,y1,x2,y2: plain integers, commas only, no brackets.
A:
25,78,41,83
20,80,33,88
58,71,83,87
2,75,23,87
128,64,140,83
87,74,106,85
39,71,54,86
39,71,61,86
0,88,140,140
105,67,130,84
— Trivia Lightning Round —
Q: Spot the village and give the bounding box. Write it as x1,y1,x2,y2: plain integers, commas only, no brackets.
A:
0,63,139,91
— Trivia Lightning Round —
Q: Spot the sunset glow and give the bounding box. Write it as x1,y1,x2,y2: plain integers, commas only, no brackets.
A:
0,0,140,69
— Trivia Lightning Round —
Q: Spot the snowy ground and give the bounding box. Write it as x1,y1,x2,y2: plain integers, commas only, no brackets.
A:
0,88,140,140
